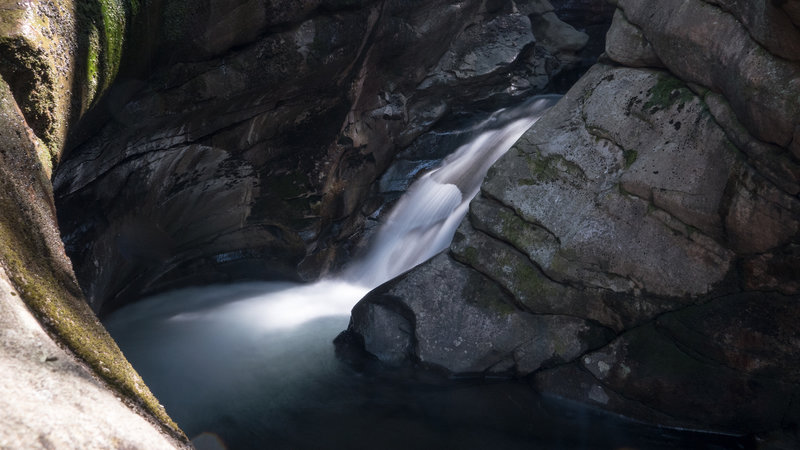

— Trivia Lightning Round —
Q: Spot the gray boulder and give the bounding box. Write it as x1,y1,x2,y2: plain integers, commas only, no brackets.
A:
346,0,800,438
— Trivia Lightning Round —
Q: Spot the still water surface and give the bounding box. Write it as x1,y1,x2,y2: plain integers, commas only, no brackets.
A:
105,281,753,450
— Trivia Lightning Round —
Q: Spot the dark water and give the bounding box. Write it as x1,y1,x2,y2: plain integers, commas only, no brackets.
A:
105,282,754,450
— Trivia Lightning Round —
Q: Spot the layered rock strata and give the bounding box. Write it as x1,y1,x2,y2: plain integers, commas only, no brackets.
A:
346,0,800,438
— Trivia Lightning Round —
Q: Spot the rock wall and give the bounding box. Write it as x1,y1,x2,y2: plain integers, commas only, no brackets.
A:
54,0,607,315
0,0,187,445
346,0,800,439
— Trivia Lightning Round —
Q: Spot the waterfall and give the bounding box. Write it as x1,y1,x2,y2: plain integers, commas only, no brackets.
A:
103,95,560,443
346,94,559,287
101,95,752,449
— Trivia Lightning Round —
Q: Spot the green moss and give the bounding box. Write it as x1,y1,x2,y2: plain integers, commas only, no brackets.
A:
523,152,587,186
644,74,694,113
85,25,101,103
513,262,546,295
460,246,480,266
623,149,638,168
76,0,129,109
496,208,537,254
0,40,56,148
0,174,184,442
525,153,560,183
98,0,126,81
549,247,579,274
464,274,516,316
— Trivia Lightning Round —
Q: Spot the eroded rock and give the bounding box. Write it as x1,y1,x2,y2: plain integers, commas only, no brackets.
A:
345,1,800,438
55,0,601,314
0,4,188,441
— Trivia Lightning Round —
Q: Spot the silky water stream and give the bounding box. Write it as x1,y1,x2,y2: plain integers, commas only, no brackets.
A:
104,96,753,450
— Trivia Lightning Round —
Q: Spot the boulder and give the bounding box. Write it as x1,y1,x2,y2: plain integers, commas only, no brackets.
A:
345,0,800,437
348,253,614,375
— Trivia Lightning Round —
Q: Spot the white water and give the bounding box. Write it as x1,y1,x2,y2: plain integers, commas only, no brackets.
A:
103,95,751,449
104,96,559,444
346,95,559,287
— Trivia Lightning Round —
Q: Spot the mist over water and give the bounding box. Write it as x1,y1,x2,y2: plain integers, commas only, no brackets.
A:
104,96,750,449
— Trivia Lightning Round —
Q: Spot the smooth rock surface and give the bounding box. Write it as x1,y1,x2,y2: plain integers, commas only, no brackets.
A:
604,9,661,68
0,267,186,449
0,4,186,440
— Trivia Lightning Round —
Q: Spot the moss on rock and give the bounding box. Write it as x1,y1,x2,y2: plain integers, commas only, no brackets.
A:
0,56,186,442
643,73,694,113
76,0,130,111
623,148,638,168
0,0,137,168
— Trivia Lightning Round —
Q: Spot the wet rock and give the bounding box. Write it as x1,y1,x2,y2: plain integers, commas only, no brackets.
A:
658,293,800,385
742,245,800,295
348,253,614,375
55,0,603,313
549,0,617,27
346,0,800,438
529,12,588,55
418,13,536,88
536,320,795,433
723,168,800,255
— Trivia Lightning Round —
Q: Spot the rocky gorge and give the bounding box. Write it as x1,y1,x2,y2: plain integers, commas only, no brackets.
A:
0,0,797,447
346,0,800,443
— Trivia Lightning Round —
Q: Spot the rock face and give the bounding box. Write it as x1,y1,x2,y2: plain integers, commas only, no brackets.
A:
346,0,800,438
53,0,605,314
0,1,187,445
0,266,185,449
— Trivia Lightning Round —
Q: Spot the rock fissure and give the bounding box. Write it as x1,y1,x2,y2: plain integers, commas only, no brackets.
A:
696,0,800,63
448,248,540,314
465,216,570,290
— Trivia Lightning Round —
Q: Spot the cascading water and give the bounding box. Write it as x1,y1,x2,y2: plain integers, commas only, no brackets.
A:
104,96,746,450
345,95,559,287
